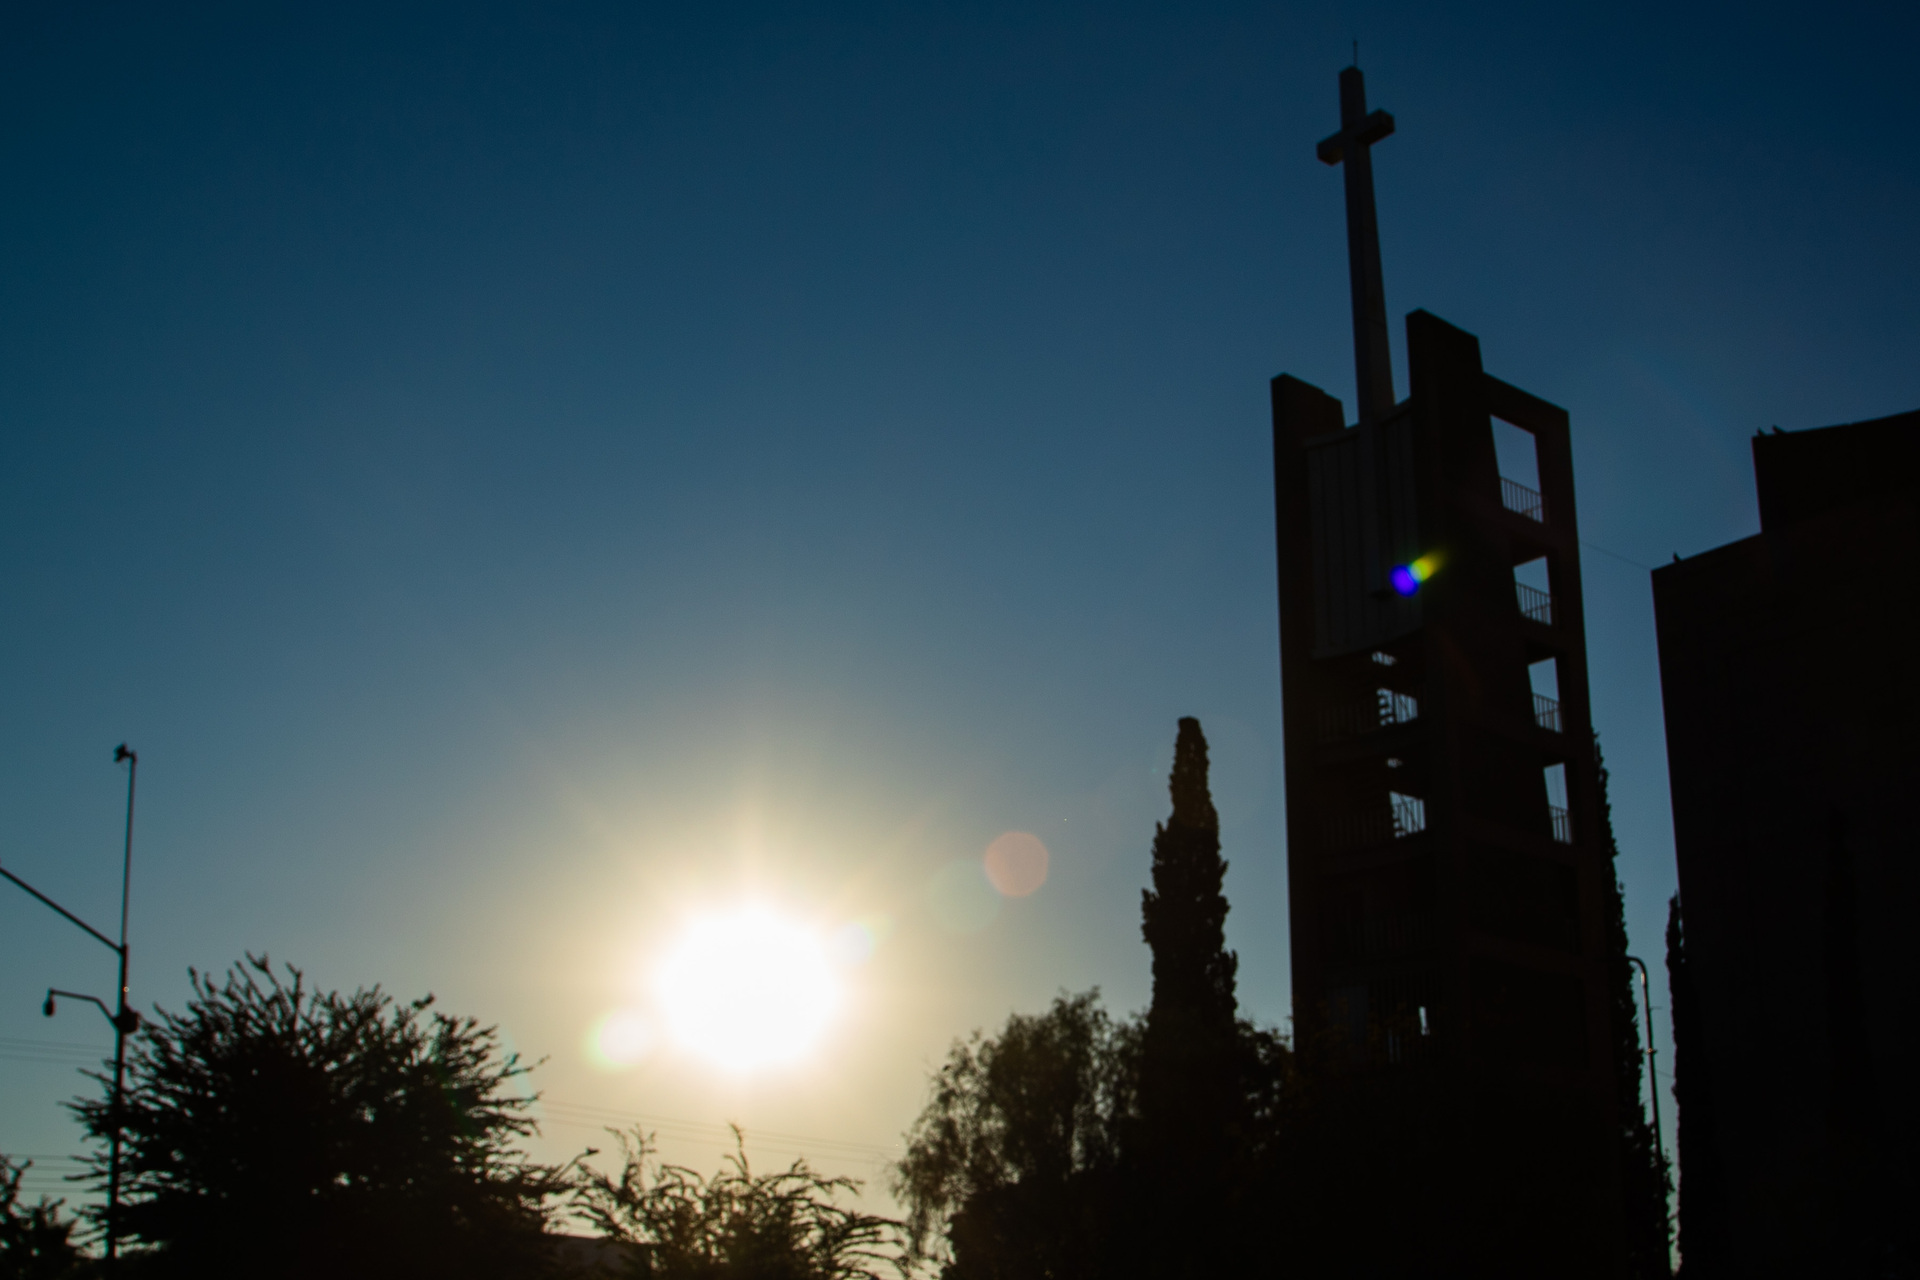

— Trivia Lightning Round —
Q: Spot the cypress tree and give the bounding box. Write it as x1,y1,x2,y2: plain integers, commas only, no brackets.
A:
1135,717,1246,1277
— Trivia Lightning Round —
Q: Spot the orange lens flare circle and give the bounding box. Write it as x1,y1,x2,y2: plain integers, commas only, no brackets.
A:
984,831,1050,897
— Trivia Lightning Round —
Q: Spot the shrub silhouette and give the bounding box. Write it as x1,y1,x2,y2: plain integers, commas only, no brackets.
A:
574,1126,903,1280
68,955,567,1280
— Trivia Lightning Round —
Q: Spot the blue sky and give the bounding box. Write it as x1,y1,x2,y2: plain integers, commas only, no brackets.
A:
3,0,1915,1201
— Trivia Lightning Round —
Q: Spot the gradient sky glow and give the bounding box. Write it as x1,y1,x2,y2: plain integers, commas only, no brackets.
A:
3,0,1916,1206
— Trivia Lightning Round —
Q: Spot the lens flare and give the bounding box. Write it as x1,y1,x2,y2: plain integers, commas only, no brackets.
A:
830,914,894,966
585,1010,655,1070
1389,553,1441,597
655,906,842,1074
984,832,1049,897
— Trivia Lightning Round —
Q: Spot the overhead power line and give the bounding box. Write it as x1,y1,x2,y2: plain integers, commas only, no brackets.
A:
538,1097,900,1164
0,1035,106,1067
1,1037,904,1169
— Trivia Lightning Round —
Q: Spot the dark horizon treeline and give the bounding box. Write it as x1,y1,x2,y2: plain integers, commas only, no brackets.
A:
2,958,906,1280
892,718,1674,1280
3,717,1674,1280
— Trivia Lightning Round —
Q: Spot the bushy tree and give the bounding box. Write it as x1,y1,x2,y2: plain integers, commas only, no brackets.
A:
69,955,568,1280
0,1157,86,1280
896,721,1296,1280
573,1127,903,1280
893,991,1136,1280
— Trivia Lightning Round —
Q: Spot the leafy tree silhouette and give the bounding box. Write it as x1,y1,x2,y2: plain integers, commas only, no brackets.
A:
1595,741,1673,1278
0,1156,86,1280
895,720,1291,1280
896,718,1677,1276
893,991,1136,1280
68,955,569,1280
574,1126,903,1280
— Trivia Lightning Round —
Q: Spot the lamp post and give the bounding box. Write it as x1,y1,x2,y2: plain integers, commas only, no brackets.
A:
0,744,140,1267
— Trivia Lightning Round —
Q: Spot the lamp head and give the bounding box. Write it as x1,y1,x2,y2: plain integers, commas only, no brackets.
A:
42,992,55,1018
114,744,135,764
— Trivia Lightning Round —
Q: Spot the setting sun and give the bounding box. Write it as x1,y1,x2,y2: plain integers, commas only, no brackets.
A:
655,905,844,1073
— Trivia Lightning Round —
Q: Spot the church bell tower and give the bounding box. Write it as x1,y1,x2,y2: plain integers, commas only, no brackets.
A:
1270,65,1627,1276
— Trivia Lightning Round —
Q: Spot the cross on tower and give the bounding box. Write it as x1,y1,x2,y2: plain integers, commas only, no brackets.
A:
1317,66,1396,425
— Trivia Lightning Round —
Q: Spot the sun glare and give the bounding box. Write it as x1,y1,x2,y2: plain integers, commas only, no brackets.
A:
655,906,843,1073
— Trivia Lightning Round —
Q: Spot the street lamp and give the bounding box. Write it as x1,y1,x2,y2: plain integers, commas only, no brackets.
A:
0,744,140,1267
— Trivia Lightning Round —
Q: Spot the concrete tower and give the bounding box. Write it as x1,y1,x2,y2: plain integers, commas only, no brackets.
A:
1269,66,1626,1276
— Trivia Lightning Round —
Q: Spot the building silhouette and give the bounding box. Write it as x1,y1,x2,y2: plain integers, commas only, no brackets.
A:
1270,66,1626,1275
1654,410,1920,1278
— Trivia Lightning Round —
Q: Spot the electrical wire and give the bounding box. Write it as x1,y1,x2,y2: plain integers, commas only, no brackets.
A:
1,1035,902,1172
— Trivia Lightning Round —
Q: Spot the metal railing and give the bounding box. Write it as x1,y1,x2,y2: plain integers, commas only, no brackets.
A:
1549,804,1572,844
1319,687,1421,741
1391,792,1427,839
1322,791,1428,850
1532,693,1562,733
1516,582,1554,626
1501,476,1546,523
1379,688,1420,731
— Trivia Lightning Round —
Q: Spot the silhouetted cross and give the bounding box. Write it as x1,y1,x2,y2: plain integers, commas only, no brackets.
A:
1317,66,1397,425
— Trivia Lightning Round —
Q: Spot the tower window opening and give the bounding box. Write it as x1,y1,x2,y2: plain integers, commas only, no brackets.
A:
1378,688,1420,726
1543,762,1571,843
1317,687,1419,742
1515,557,1554,625
1494,418,1545,521
1493,417,1541,491
1390,791,1426,838
1529,657,1562,732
